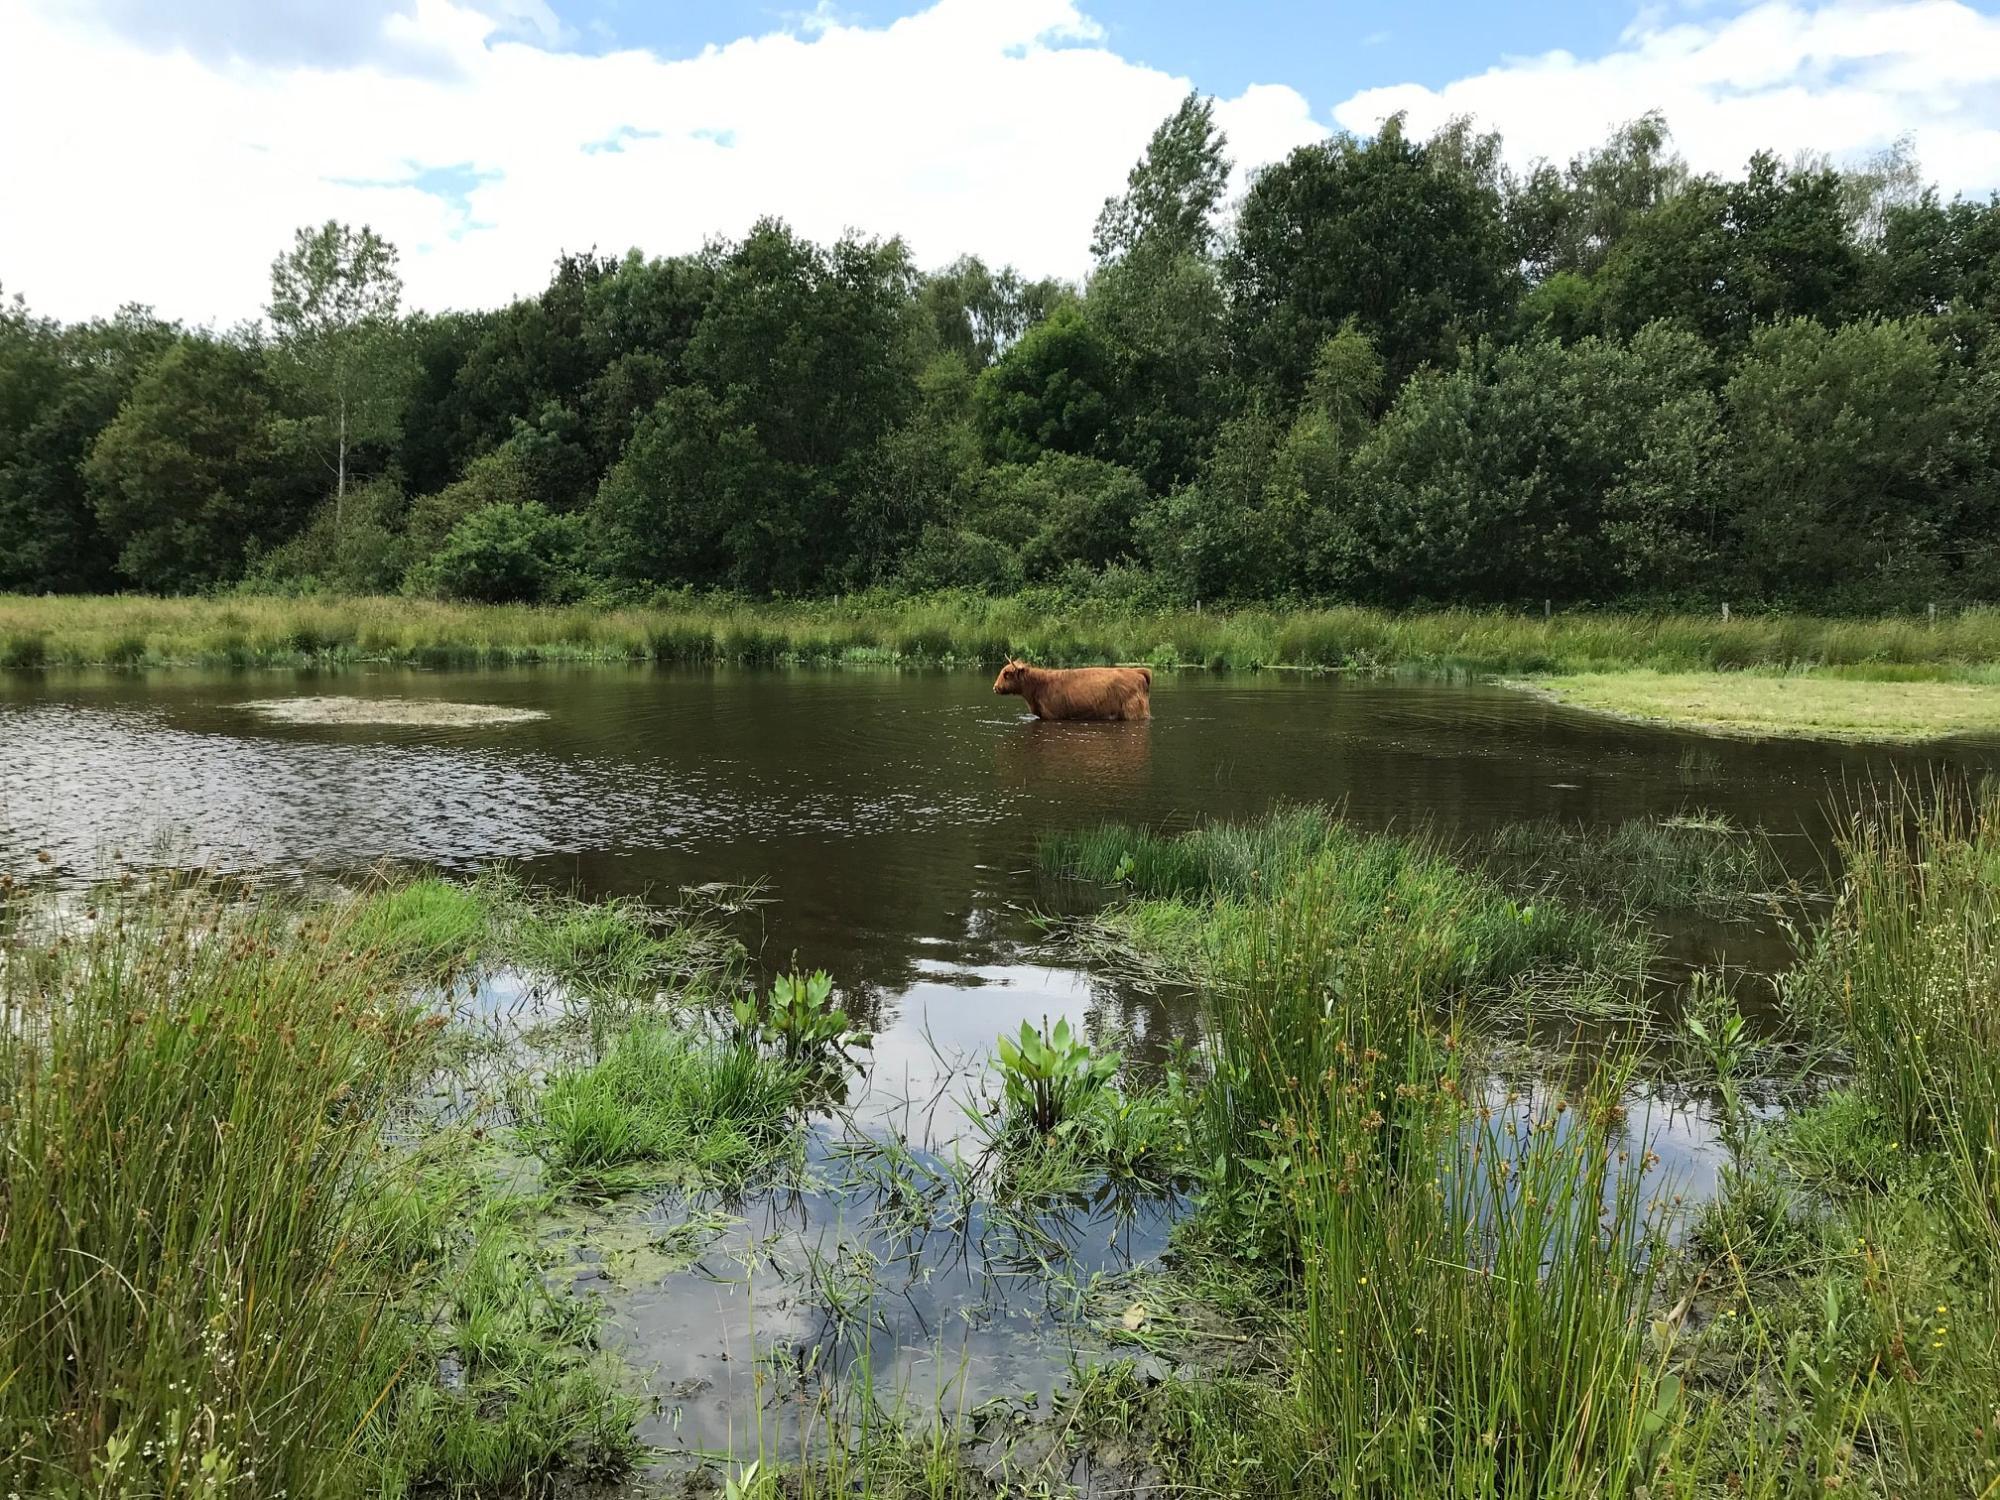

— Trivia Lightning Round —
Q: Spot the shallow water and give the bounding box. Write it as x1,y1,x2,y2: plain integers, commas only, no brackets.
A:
5,664,1995,1471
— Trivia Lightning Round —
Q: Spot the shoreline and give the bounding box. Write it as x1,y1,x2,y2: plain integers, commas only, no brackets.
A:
8,593,2000,681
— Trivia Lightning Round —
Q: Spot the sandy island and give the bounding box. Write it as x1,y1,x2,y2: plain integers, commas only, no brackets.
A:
241,697,548,727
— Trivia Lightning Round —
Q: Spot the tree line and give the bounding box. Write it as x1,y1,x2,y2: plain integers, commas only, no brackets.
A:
5,100,1999,611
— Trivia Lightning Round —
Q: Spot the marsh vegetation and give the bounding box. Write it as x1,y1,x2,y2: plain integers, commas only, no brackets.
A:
6,779,1996,1496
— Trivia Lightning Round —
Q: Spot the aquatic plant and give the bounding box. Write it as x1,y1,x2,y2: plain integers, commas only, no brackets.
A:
1682,968,1758,1146
734,968,872,1072
993,1016,1119,1140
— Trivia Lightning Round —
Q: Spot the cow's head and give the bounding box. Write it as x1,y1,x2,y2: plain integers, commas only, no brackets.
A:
992,659,1029,696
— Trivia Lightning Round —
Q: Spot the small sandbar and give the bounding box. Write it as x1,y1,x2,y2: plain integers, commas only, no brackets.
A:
241,696,548,727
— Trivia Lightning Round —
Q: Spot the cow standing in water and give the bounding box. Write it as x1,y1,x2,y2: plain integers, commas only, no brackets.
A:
992,659,1152,721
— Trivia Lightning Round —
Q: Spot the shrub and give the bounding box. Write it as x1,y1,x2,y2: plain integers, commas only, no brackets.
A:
409,501,587,604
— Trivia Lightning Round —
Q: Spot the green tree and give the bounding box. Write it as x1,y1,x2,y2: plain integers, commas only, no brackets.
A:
266,222,408,523
919,256,1069,369
84,336,312,591
1228,116,1516,395
1720,317,1989,601
1137,410,1291,604
974,304,1118,466
1873,194,2000,356
1345,327,1722,602
966,454,1146,580
1598,154,1861,343
1092,91,1230,263
589,385,773,591
0,294,178,593
1510,113,1688,281
1085,243,1232,493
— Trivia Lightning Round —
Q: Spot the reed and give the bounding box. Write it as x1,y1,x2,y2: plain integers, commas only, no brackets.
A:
0,876,652,1496
9,591,2000,677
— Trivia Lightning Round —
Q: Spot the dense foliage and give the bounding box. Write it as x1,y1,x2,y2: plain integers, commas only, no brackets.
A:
6,102,1999,609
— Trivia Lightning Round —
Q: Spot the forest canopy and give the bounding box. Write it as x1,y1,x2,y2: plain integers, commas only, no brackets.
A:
4,102,1998,612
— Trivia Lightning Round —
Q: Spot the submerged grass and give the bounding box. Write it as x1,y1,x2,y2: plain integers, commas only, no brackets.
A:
9,592,2000,678
1486,813,1790,916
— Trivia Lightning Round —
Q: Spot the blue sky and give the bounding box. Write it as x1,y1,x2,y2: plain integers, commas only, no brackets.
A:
9,0,2000,324
560,0,1638,105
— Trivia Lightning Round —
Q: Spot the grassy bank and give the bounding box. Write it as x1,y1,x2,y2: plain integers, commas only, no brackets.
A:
8,591,2000,679
1521,667,2000,742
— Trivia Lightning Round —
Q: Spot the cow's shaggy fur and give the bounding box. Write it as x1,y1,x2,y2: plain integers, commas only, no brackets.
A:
992,660,1152,721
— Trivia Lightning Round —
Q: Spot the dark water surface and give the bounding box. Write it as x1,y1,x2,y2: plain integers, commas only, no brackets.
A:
9,664,1995,992
6,665,1996,1467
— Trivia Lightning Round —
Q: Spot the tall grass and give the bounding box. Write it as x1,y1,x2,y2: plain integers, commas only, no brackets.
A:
9,591,2000,676
1785,783,2000,1261
1182,843,1678,1494
1042,806,1652,996
0,877,649,1496
0,883,437,1494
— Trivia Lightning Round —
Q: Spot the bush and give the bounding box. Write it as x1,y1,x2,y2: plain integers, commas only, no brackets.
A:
897,524,1022,593
408,501,588,604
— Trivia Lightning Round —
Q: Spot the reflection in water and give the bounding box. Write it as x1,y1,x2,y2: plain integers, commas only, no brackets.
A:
991,718,1153,790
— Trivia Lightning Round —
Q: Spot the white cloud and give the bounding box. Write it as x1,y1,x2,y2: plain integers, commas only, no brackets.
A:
0,0,1323,325
6,0,1998,330
1333,0,2000,194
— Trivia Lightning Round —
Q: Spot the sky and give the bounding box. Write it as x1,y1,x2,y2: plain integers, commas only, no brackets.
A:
4,0,1999,327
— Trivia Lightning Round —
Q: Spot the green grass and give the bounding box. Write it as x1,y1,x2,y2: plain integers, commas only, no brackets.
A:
0,878,640,1498
1041,805,1652,998
1783,783,2000,1260
9,591,2000,678
521,1026,809,1191
1521,667,2000,741
1485,813,1787,915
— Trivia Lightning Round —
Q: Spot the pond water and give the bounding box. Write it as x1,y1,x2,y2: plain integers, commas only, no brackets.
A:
5,664,1996,1472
